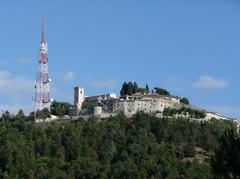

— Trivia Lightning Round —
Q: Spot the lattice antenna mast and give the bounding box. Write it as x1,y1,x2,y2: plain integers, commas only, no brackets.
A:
34,18,52,115
42,18,46,43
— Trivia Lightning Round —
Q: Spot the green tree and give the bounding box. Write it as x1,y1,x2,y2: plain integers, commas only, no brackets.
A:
1,111,11,122
183,144,195,158
211,130,240,178
154,87,170,96
51,101,73,117
26,112,35,122
133,82,139,94
15,109,25,122
180,97,190,105
120,82,128,96
146,84,150,93
36,108,51,119
127,82,134,95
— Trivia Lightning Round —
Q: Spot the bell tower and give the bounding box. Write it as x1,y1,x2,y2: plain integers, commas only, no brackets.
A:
74,86,85,115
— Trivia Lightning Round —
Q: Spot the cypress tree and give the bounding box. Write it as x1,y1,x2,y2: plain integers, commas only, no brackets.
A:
127,82,134,95
120,82,127,96
146,84,150,93
133,82,139,94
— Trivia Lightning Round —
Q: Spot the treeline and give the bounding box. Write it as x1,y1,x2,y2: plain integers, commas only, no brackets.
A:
120,81,172,97
163,107,206,119
120,81,150,96
13,101,73,121
0,112,238,178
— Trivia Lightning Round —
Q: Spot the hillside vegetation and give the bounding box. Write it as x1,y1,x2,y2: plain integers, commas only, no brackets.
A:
0,112,238,178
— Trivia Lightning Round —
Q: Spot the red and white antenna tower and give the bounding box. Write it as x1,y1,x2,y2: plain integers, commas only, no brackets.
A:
34,18,52,113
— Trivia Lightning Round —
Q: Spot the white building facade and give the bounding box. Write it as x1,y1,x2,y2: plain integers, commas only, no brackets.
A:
205,112,229,121
113,94,181,117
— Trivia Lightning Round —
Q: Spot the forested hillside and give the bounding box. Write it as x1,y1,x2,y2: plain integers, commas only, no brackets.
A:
0,112,238,178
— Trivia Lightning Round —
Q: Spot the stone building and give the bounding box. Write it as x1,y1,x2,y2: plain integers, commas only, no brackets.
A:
113,93,181,117
74,86,117,115
74,86,85,115
85,93,117,102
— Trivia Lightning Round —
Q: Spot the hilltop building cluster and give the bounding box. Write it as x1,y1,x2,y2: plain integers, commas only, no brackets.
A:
73,86,229,121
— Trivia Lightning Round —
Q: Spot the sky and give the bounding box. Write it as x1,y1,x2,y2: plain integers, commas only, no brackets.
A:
0,0,239,119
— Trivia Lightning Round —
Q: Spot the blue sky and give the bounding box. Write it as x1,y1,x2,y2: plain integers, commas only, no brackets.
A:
0,0,239,118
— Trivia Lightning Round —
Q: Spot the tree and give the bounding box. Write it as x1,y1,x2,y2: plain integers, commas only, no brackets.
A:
120,82,152,96
36,108,51,119
180,97,190,105
146,84,150,93
211,130,240,178
137,88,148,94
127,82,134,95
154,87,170,96
133,82,138,94
120,81,139,96
183,144,195,158
1,111,11,122
162,107,206,119
120,82,128,97
15,109,25,122
51,101,73,117
26,112,35,122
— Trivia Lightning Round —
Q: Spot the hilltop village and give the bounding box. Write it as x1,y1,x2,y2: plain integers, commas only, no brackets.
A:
72,82,230,121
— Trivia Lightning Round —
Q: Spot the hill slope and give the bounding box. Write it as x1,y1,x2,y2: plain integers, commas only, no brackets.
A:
0,113,237,178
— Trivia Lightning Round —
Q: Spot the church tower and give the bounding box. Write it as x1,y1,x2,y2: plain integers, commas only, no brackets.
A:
74,86,85,115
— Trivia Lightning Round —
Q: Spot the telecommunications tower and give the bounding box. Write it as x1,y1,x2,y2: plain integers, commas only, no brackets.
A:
34,18,52,112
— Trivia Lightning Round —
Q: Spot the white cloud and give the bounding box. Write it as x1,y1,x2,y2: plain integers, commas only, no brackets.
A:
63,71,75,81
192,75,228,90
0,70,35,99
0,70,35,115
90,80,118,88
207,106,240,119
